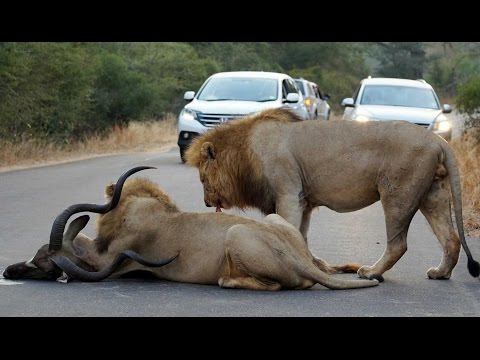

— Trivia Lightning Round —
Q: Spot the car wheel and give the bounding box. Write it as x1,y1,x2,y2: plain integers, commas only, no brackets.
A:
326,110,330,121
180,146,186,163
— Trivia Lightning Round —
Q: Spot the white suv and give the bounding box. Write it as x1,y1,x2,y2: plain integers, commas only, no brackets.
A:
341,77,452,140
177,71,309,162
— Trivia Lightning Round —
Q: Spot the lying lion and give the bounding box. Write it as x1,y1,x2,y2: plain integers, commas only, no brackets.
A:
3,167,378,290
185,108,480,282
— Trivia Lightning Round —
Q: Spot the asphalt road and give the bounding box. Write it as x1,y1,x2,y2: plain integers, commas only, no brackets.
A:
0,147,479,317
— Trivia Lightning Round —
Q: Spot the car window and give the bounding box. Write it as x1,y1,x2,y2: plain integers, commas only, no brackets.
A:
352,84,361,102
282,80,289,99
283,79,299,99
306,83,315,97
197,77,278,102
295,80,306,95
286,79,299,94
360,85,439,109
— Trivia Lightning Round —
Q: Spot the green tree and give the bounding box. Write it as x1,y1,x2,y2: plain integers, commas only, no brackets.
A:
425,42,480,99
0,42,96,142
372,42,426,79
189,42,282,72
283,43,370,110
98,42,219,115
456,74,480,130
92,52,155,128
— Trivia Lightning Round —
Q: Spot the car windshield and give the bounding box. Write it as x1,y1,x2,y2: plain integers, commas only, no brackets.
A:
360,85,440,109
197,77,278,102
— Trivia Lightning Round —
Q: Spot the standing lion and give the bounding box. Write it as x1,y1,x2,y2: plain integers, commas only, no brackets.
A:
185,108,480,282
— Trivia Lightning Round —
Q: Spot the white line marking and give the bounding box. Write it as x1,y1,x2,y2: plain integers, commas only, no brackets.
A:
0,278,24,286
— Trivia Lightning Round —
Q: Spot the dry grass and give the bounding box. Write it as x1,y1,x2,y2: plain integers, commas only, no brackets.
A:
451,129,480,237
0,114,178,172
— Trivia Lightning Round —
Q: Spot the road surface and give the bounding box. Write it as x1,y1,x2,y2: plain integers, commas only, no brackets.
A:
0,147,479,316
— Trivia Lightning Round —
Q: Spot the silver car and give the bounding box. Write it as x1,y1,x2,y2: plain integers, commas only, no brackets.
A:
177,71,309,162
294,78,331,120
341,77,452,140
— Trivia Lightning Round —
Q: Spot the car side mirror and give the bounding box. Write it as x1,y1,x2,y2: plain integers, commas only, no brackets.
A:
285,93,300,103
323,94,330,100
442,104,452,114
184,91,195,101
342,98,355,107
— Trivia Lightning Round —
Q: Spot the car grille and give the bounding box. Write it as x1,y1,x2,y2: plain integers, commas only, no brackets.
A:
414,123,429,128
197,113,246,128
390,119,429,128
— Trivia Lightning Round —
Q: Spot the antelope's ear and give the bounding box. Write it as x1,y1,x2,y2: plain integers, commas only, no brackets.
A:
63,215,90,247
201,142,216,161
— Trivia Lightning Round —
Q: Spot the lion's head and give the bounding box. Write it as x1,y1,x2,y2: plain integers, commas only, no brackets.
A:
195,141,236,211
185,108,301,214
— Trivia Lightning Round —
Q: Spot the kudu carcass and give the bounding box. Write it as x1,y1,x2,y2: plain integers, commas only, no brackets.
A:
3,167,177,282
3,167,379,290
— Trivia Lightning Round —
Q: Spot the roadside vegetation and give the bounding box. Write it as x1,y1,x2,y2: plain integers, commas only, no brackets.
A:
0,42,479,234
0,115,177,170
451,129,480,237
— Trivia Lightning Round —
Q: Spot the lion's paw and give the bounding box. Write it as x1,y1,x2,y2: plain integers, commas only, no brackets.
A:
357,266,385,283
426,267,451,280
218,277,227,288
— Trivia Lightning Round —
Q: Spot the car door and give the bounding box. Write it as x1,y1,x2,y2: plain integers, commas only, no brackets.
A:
303,82,315,119
342,83,361,121
282,79,308,119
313,84,328,119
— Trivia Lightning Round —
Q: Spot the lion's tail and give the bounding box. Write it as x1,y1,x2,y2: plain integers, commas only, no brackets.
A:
442,142,480,278
299,263,379,290
312,257,361,274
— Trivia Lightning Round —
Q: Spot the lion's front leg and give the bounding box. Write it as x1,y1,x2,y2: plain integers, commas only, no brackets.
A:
357,220,409,283
275,194,307,240
300,208,312,242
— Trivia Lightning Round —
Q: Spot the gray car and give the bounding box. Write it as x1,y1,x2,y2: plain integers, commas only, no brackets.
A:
294,78,330,120
341,77,452,140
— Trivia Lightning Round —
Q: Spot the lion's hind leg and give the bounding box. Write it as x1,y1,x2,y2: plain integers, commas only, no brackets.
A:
219,222,313,291
218,276,281,291
420,179,460,279
264,214,361,274
218,248,282,291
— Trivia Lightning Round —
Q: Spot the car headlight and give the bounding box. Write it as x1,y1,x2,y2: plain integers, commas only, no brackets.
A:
432,114,451,132
353,114,371,122
181,108,198,122
433,120,451,132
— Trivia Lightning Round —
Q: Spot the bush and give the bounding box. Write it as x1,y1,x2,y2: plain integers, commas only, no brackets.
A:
0,43,96,142
455,75,480,131
92,53,155,129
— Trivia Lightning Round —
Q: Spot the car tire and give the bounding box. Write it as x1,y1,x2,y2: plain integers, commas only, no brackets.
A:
180,146,186,163
326,110,330,121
